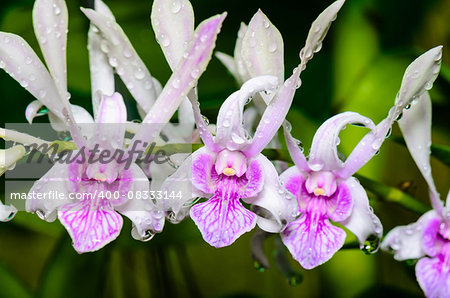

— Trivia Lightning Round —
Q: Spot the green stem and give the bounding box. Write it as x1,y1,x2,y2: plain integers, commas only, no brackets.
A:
354,174,431,214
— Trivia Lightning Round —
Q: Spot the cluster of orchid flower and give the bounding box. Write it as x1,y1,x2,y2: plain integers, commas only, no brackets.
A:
0,0,447,296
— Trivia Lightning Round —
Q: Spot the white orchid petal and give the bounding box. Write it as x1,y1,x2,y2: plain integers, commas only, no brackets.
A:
25,100,46,124
242,10,284,83
129,13,227,154
95,92,127,148
381,210,437,261
81,7,157,113
309,112,376,172
116,163,165,239
26,163,71,222
32,0,68,97
48,104,94,132
94,0,115,19
243,154,298,233
235,22,249,83
244,67,300,157
215,51,240,81
88,27,115,102
339,177,383,250
0,202,17,222
151,0,194,70
396,46,442,110
215,75,279,151
0,32,65,119
0,145,27,176
299,0,344,65
398,92,445,218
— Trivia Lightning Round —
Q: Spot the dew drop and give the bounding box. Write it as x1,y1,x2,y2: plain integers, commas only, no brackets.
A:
53,4,61,15
20,80,28,88
253,260,265,272
38,89,47,98
385,128,391,139
0,60,5,68
25,56,33,65
35,209,46,220
268,42,277,53
172,78,181,89
171,0,181,13
361,234,380,255
202,115,209,125
141,230,155,242
191,68,200,79
108,56,118,67
396,112,403,121
223,120,231,128
123,49,132,58
134,68,145,80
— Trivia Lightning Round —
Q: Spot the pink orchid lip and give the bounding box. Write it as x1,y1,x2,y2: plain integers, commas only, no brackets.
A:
439,221,450,241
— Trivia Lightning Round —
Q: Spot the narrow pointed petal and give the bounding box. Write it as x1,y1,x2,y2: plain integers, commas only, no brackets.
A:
243,155,298,233
242,10,284,83
58,199,123,253
179,97,195,124
416,257,450,298
309,112,375,172
215,51,239,80
299,0,344,66
0,202,17,222
283,125,309,172
381,210,436,261
151,0,194,70
1,145,27,176
26,163,71,222
94,0,115,18
244,68,300,157
48,105,94,141
116,163,165,239
88,27,114,103
189,92,220,151
398,92,445,219
396,46,442,109
282,213,346,269
337,48,442,179
25,100,47,123
33,0,68,97
234,22,250,83
215,75,278,151
190,194,257,248
160,147,210,222
339,177,383,251
129,14,227,154
81,8,157,113
0,32,65,119
95,92,127,147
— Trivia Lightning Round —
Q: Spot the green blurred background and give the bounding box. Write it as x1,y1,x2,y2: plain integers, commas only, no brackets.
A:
1,0,449,297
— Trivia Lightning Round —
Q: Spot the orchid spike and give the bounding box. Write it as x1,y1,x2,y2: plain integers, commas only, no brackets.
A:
280,46,442,269
161,73,301,247
381,92,449,297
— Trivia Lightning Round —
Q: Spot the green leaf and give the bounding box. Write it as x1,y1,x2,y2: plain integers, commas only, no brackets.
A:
0,261,33,298
37,235,110,298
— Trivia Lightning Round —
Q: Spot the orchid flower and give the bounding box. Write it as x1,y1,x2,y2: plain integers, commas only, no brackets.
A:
381,91,449,297
279,46,443,269
161,73,300,248
160,0,346,248
0,0,225,252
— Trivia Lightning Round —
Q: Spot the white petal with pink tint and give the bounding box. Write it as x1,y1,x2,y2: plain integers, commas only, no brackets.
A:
151,0,194,70
32,0,68,97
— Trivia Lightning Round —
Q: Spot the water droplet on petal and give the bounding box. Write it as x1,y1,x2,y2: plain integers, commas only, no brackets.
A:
268,42,277,53
361,234,380,255
171,78,181,89
25,56,33,65
202,115,209,125
35,209,46,220
123,49,132,58
38,89,47,99
53,4,61,15
141,230,155,242
223,120,231,128
134,68,145,80
108,56,118,67
191,68,200,79
396,112,403,121
171,0,181,13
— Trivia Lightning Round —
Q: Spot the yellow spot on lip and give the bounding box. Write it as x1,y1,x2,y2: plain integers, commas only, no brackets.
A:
93,173,107,182
223,167,236,176
313,188,326,196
